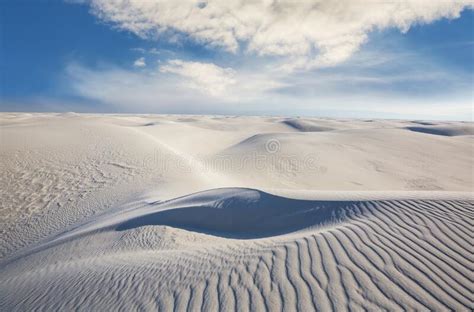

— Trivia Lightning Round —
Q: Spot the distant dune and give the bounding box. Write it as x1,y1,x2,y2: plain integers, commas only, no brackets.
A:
0,113,472,310
282,118,336,132
405,125,474,136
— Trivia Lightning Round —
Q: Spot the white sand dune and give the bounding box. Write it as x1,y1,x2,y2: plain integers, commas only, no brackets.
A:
1,188,473,310
0,113,473,310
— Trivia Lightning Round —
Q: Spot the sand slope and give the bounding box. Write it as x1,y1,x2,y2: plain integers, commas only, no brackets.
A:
1,113,473,310
1,188,473,311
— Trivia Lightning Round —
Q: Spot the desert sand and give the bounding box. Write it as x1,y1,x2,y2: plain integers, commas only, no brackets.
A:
0,113,473,310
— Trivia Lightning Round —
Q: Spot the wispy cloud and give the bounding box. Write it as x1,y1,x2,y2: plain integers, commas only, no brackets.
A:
64,42,473,120
130,47,146,54
66,62,199,111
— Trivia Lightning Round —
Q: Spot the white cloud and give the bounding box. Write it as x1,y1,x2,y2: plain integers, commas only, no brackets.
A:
133,57,146,67
159,59,236,96
89,0,473,70
64,41,473,120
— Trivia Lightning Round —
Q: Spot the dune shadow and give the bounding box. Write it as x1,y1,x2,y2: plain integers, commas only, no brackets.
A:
116,189,353,239
405,126,474,136
282,119,334,132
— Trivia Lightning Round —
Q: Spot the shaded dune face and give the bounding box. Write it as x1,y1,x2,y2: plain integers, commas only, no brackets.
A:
115,189,351,237
405,125,474,136
281,119,335,132
409,121,437,126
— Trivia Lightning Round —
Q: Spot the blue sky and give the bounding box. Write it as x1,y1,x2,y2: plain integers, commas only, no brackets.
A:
1,0,473,120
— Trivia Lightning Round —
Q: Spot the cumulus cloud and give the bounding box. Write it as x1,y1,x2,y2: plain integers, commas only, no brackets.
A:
159,59,236,96
133,56,146,67
89,0,473,70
